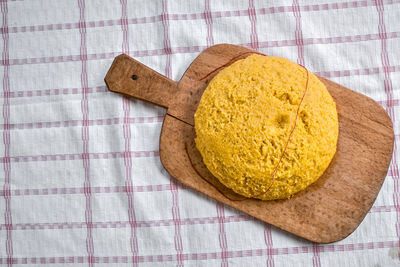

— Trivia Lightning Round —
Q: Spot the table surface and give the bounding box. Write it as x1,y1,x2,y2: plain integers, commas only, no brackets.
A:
0,0,399,266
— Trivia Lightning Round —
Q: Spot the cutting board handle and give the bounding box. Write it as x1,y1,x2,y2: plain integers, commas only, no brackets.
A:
104,54,178,108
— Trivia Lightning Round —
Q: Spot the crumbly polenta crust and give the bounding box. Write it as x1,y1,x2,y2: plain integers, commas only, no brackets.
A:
194,54,338,200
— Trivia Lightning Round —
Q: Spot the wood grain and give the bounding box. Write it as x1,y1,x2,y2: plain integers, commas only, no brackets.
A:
105,44,394,243
105,54,178,108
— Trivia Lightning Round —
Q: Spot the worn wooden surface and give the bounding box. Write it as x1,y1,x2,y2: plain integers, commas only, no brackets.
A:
105,54,178,108
105,44,394,243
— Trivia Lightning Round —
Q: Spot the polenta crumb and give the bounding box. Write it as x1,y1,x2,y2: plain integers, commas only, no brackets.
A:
194,54,338,200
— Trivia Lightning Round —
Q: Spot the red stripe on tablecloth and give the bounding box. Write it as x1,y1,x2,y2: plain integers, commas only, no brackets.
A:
4,31,400,66
0,240,397,264
0,205,395,231
292,1,320,266
203,2,229,266
248,0,259,50
0,85,107,98
3,1,399,35
204,0,214,47
4,63,400,100
0,150,159,163
0,145,395,186
216,203,229,267
0,184,172,197
375,0,400,260
314,64,400,78
120,0,130,55
171,180,184,266
264,224,274,267
1,89,399,130
0,123,398,164
292,0,305,66
0,115,164,131
162,0,172,79
120,1,139,265
1,1,13,266
162,1,184,266
369,205,398,213
312,244,321,267
0,214,253,231
77,1,95,266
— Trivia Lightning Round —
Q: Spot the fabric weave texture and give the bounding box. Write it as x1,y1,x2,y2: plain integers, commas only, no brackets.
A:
0,0,399,266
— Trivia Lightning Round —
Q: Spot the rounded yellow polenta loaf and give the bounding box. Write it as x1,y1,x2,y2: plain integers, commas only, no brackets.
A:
194,54,338,200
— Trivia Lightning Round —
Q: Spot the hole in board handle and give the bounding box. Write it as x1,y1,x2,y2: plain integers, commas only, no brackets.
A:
131,75,138,80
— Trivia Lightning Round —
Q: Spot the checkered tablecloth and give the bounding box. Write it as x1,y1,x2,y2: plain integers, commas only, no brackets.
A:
0,0,399,266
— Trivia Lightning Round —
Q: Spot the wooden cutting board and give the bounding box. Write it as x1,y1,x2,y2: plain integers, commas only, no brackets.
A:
105,44,394,243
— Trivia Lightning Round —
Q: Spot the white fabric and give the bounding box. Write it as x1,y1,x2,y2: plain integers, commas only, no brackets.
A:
0,0,399,266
